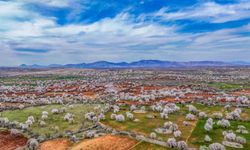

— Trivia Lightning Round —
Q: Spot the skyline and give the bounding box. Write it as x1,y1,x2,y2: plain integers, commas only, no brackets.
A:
1,0,250,66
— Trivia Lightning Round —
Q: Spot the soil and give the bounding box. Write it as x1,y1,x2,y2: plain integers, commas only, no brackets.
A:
0,130,27,150
232,89,250,96
71,135,137,150
38,138,71,150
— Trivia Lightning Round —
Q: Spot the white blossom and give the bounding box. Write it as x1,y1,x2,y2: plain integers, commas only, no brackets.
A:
167,138,177,148
209,143,225,150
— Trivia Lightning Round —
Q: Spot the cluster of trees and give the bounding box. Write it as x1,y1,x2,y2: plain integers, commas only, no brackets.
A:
167,138,188,150
223,131,246,144
204,118,213,132
64,113,75,124
226,108,242,120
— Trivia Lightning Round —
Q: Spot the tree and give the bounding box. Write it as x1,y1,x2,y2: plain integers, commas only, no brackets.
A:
126,112,134,120
150,132,157,139
18,104,25,110
160,112,168,119
224,104,230,110
164,121,173,128
115,114,125,122
212,112,223,119
217,119,230,128
64,113,73,121
226,108,241,120
199,145,209,150
86,131,95,138
209,143,225,150
10,129,20,137
188,105,198,114
236,136,246,144
113,105,120,113
204,123,212,132
39,121,46,127
20,123,28,131
0,117,9,127
183,121,189,126
110,113,116,120
141,106,146,111
42,111,48,116
51,108,59,114
199,112,207,118
130,105,137,111
98,113,105,120
172,124,179,132
85,112,95,120
28,116,35,123
41,114,48,120
224,132,236,142
27,138,39,150
206,118,213,125
26,119,33,127
177,141,188,150
70,135,77,143
186,113,196,121
167,138,177,148
174,130,181,138
236,125,248,134
204,135,212,142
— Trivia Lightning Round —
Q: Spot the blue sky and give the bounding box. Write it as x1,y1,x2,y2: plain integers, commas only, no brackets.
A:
0,0,250,66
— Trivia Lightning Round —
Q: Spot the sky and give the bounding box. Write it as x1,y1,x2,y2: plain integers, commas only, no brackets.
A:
1,0,250,66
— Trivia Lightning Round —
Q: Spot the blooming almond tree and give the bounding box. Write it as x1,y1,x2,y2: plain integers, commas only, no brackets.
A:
27,138,39,150
167,138,177,148
209,143,225,150
177,141,188,150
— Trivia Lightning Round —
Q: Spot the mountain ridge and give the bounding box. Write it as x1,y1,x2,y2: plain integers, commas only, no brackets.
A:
18,60,250,69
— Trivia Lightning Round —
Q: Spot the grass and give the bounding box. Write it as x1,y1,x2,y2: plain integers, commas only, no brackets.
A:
207,82,250,90
1,104,101,136
102,104,250,149
101,105,197,141
188,119,250,150
0,76,86,86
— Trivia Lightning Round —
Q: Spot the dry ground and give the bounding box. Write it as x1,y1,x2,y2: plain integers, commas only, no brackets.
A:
0,130,27,150
38,138,72,150
71,135,137,150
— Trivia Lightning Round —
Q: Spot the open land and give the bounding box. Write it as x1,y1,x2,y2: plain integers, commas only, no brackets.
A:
0,67,249,150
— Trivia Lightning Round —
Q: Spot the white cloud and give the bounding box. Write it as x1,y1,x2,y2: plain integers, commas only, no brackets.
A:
153,1,250,23
16,0,71,7
0,0,250,65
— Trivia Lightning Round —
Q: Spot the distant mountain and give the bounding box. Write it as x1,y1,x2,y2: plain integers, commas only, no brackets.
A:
19,60,250,69
48,64,63,67
87,61,129,68
20,64,46,68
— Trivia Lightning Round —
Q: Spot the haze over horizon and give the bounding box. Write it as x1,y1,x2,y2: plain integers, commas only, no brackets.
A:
1,0,250,66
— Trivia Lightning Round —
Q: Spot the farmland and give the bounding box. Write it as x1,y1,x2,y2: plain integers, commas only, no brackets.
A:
1,104,101,137
0,68,249,150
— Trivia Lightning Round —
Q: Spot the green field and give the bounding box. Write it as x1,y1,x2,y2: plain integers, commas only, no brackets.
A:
189,119,250,150
101,104,250,149
101,107,196,141
1,104,101,137
1,102,249,149
207,82,250,90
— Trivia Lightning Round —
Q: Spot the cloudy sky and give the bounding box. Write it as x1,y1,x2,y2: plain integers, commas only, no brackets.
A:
1,0,250,66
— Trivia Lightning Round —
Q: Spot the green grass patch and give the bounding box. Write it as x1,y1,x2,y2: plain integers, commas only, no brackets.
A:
207,82,250,90
188,119,250,150
1,104,101,137
102,104,250,149
101,105,197,141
